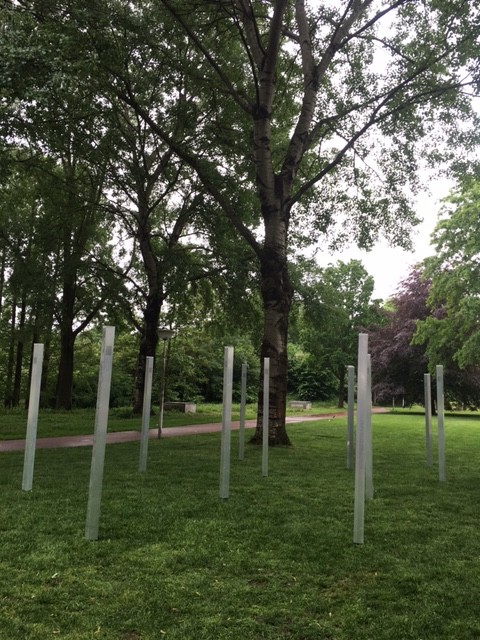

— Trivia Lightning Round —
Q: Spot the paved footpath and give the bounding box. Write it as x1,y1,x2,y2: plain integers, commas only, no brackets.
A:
0,410,388,453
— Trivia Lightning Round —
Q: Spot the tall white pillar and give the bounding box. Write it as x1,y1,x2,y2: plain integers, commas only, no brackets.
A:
365,354,373,500
353,333,368,544
85,326,115,541
22,343,44,492
219,346,234,499
346,365,355,470
436,365,446,482
262,357,270,477
238,363,247,460
424,373,433,467
139,356,154,473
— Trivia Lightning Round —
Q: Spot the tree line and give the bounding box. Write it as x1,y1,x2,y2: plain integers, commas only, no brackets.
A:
374,176,480,411
0,1,479,440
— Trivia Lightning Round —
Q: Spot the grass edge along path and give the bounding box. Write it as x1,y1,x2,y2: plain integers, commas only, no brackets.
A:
0,401,347,441
1,413,480,639
0,409,389,452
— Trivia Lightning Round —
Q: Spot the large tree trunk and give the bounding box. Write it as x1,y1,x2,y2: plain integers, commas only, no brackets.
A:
132,294,161,414
131,203,166,414
55,328,75,410
55,278,76,410
121,0,321,443
251,221,293,446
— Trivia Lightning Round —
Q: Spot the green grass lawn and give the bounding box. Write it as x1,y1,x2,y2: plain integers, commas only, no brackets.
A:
1,412,480,639
0,401,343,441
0,405,240,441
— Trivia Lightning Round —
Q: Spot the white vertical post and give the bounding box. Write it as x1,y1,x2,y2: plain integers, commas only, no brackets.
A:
238,363,247,460
262,357,270,477
219,346,234,499
424,373,433,467
353,333,368,544
436,365,446,482
365,354,373,500
22,344,44,491
347,365,355,470
85,326,115,541
139,356,154,473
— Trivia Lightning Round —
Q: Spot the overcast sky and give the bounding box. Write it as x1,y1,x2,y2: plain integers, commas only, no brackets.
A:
319,177,454,301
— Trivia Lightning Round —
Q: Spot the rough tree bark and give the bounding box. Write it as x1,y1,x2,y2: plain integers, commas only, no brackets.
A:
4,296,17,408
131,223,163,413
121,0,476,442
241,0,317,445
0,243,5,318
251,243,293,445
125,143,183,414
11,290,27,407
118,0,371,443
55,276,76,410
53,155,107,410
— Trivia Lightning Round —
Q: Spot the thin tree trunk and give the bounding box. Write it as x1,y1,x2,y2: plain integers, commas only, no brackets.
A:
4,298,17,408
0,244,6,318
131,194,170,414
53,156,100,411
55,278,76,410
40,332,53,408
11,291,27,407
36,296,55,407
337,364,346,409
132,295,161,414
25,306,42,410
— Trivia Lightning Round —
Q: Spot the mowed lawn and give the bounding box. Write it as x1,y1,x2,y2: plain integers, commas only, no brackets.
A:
1,413,480,639
0,401,341,441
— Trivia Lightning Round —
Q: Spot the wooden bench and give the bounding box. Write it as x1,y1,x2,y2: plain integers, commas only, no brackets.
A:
288,401,312,410
163,402,197,413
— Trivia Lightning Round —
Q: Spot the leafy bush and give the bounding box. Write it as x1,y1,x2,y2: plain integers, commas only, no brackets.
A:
288,347,337,401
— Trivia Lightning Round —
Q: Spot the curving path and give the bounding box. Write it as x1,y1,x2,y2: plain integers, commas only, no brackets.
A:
0,409,389,453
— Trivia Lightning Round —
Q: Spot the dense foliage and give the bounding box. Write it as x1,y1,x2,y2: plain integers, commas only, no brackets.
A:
370,259,480,410
291,259,382,406
414,177,480,408
0,1,479,429
369,268,432,406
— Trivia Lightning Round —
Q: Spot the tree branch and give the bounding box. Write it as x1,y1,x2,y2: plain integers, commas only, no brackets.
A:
159,0,253,114
290,76,474,207
234,0,265,69
115,85,263,259
73,298,106,336
280,0,374,196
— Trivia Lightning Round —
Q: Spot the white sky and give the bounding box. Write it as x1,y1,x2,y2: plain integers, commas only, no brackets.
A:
318,177,454,300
